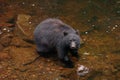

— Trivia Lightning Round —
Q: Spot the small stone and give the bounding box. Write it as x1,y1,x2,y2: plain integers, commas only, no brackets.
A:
47,59,50,62
7,29,10,32
29,28,32,30
92,25,95,27
11,75,18,79
112,27,116,30
117,1,120,3
39,65,43,69
0,65,3,68
107,18,111,21
108,26,111,28
82,57,86,60
49,71,52,74
51,68,55,71
3,28,7,31
32,4,35,6
115,25,118,27
117,11,120,13
42,72,45,74
32,74,36,77
22,2,25,4
106,31,109,33
46,67,51,71
88,20,90,22
2,76,5,79
0,30,2,34
83,52,90,55
83,11,86,14
85,32,88,34
29,22,32,24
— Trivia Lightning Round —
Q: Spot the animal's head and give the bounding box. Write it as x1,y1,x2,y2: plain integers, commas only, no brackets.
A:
63,30,80,50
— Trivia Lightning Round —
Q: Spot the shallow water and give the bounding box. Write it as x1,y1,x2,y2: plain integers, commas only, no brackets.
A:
0,0,120,80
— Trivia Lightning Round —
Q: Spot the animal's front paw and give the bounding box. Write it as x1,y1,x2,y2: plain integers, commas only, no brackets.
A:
75,54,80,59
64,60,74,68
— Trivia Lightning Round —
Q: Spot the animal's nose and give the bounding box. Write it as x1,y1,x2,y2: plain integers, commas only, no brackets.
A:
71,46,76,49
71,42,76,49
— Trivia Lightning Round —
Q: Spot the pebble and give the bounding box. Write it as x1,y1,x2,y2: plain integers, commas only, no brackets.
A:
3,28,7,31
83,52,90,55
88,20,90,22
115,25,118,27
117,11,120,13
11,75,18,79
22,2,25,5
39,65,43,69
29,28,32,30
83,11,87,14
42,72,45,74
49,71,52,74
92,24,95,27
85,32,88,34
112,27,116,30
117,1,120,3
32,4,35,6
47,59,50,62
46,67,51,71
29,22,32,24
106,31,109,33
0,30,2,34
0,65,3,68
108,26,110,28
82,57,86,60
51,68,55,71
7,29,10,32
32,74,36,77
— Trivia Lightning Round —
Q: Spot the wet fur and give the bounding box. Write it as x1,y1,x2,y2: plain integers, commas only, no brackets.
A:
34,18,80,68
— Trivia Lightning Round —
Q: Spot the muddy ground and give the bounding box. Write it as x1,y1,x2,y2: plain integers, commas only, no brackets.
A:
0,0,120,80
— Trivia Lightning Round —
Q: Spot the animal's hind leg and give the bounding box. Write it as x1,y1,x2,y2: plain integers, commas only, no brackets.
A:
36,45,49,58
37,51,49,58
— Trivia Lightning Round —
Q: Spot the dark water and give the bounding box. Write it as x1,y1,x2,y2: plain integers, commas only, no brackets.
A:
0,0,120,80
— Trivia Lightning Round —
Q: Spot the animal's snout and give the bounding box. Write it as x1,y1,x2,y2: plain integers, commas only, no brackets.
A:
70,41,76,49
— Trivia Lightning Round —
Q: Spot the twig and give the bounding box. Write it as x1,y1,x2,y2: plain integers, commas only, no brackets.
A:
23,56,40,66
16,22,28,36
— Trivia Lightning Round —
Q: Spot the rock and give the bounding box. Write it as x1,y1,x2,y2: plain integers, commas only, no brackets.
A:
83,52,90,55
16,14,34,38
77,65,89,76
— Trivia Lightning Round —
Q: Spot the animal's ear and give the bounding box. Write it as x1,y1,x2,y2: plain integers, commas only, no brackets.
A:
63,31,68,36
76,29,79,35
